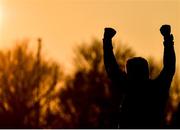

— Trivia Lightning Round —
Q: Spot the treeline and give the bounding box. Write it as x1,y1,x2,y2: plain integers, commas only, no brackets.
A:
0,39,179,128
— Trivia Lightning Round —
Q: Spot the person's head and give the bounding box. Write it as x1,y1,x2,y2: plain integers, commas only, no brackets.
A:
126,57,149,81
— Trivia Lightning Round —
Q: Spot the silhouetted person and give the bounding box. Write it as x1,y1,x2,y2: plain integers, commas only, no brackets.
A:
103,25,175,128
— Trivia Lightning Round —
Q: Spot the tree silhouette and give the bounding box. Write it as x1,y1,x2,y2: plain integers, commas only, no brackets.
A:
0,39,62,128
166,73,180,128
0,38,178,128
59,39,135,128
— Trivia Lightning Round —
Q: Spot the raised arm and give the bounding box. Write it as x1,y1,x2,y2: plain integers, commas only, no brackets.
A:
156,25,176,97
103,28,127,87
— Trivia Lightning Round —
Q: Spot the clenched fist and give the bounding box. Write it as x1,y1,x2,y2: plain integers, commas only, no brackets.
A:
104,28,116,39
160,25,171,37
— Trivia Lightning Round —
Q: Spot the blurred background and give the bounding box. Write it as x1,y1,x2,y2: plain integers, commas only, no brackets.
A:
0,0,179,128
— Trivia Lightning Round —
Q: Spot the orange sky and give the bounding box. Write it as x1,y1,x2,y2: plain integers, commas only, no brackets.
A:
0,0,179,73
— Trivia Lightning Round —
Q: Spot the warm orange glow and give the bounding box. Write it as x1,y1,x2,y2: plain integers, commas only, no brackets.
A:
0,10,2,26
0,0,180,73
0,2,2,30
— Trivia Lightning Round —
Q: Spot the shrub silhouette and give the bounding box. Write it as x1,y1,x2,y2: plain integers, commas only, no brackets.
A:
0,38,178,128
0,39,62,128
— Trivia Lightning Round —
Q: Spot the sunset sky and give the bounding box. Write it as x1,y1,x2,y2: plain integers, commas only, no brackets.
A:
0,0,179,73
